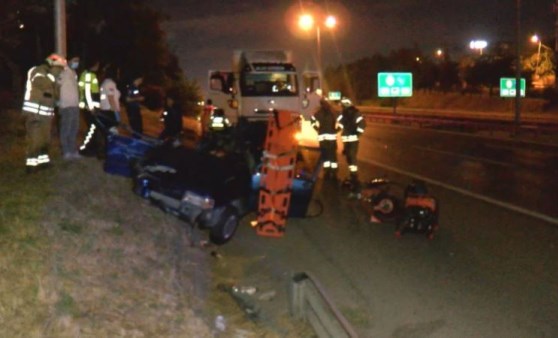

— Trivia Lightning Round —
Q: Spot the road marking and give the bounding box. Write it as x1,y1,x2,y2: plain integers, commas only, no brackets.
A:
361,158,558,226
412,146,515,167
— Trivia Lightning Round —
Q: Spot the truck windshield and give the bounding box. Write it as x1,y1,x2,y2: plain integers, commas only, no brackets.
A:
240,72,298,97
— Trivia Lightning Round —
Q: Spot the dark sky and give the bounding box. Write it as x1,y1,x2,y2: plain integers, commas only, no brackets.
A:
153,0,555,88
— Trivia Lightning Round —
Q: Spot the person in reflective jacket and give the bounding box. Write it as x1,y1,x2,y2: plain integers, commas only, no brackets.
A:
22,53,66,173
310,98,339,180
208,108,231,132
337,97,366,189
78,60,101,156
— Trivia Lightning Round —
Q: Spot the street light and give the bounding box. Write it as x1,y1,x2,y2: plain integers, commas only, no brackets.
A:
469,40,488,55
530,34,553,73
298,13,337,87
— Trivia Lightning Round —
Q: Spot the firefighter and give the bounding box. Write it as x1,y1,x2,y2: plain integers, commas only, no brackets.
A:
207,108,231,150
22,53,66,173
125,75,145,136
337,97,366,191
311,98,339,180
159,94,183,141
201,98,215,137
78,60,101,156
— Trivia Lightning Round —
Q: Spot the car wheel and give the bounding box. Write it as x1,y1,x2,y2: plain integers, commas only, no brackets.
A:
372,193,399,223
209,206,240,245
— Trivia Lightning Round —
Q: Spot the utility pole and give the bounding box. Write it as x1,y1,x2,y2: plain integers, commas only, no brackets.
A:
514,0,524,136
54,0,66,56
554,0,558,53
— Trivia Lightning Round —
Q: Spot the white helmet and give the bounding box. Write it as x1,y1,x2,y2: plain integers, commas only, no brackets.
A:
341,97,352,107
46,53,67,67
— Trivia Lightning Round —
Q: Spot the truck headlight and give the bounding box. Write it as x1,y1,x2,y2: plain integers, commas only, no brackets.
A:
182,191,215,210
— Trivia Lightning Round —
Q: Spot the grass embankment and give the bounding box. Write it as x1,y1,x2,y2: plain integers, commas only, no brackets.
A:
0,108,312,337
0,109,213,336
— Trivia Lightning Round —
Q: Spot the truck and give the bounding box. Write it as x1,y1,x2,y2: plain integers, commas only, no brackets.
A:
207,50,322,146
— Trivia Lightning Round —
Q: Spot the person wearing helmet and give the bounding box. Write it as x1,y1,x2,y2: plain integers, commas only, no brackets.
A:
337,97,366,192
311,97,340,180
22,53,66,173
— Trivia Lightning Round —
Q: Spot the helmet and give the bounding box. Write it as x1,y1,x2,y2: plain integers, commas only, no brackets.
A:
341,97,352,107
46,53,67,67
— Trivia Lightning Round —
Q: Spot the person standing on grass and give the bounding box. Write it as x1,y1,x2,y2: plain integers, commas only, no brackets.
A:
125,75,144,136
78,60,101,156
57,56,81,160
96,65,122,155
22,53,66,173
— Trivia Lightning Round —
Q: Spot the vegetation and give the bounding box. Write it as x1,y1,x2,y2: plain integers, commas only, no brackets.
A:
0,0,201,114
325,43,557,106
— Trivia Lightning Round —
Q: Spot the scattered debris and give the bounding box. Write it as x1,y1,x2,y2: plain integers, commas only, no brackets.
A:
214,315,226,332
258,290,276,301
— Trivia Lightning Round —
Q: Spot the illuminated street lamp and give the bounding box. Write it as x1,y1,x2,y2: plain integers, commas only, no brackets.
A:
436,48,443,57
298,13,337,85
530,34,553,73
469,40,488,55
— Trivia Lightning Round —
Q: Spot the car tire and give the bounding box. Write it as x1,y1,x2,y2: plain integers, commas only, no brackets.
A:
371,193,399,223
209,206,240,245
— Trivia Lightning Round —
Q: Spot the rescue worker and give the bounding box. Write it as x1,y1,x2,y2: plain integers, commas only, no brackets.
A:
208,108,231,132
22,53,66,173
201,98,215,137
125,75,145,136
310,98,339,180
78,60,101,156
337,97,366,191
159,94,183,141
207,108,231,150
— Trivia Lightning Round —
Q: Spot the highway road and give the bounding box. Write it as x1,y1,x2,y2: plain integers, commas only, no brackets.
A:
216,122,558,337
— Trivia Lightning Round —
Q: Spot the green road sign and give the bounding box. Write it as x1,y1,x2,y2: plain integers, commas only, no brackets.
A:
328,91,341,100
378,72,413,97
500,78,526,97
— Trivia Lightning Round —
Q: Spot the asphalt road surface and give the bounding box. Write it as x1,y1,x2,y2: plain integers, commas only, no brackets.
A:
216,123,558,337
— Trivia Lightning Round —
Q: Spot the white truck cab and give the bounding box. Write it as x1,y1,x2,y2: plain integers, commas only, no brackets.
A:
208,50,321,147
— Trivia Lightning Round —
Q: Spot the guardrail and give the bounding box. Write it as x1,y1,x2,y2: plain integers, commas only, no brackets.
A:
360,108,558,137
289,272,358,338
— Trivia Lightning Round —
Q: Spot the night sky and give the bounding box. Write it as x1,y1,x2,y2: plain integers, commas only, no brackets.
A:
152,0,555,88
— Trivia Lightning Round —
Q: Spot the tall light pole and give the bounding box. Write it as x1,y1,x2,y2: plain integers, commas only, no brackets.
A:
298,13,337,89
514,0,521,135
54,0,67,56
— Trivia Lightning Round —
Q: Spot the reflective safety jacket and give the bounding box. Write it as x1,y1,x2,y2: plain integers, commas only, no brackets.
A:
78,70,100,110
22,64,58,117
209,112,231,131
311,107,338,142
337,106,366,142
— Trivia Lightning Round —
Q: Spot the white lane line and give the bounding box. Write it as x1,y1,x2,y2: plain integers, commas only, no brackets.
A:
412,146,515,167
361,157,558,226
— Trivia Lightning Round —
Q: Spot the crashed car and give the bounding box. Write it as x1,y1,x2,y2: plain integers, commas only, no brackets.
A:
132,123,321,245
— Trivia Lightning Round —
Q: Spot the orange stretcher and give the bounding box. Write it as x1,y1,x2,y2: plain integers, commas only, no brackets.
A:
256,110,301,237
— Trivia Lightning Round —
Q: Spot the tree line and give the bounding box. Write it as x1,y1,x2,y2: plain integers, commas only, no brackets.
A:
324,42,556,103
0,0,200,113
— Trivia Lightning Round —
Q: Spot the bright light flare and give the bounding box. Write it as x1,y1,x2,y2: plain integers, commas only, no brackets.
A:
531,34,540,44
298,14,314,31
324,15,337,29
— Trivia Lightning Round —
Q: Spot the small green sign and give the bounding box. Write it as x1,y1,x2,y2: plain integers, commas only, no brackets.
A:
328,91,341,100
378,72,413,97
500,78,526,97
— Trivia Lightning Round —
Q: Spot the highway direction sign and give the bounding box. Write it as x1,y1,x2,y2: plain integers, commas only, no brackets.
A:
378,72,413,98
500,78,526,97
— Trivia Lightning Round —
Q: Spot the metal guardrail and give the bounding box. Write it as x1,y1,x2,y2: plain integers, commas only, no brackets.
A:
290,272,358,338
360,108,558,136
